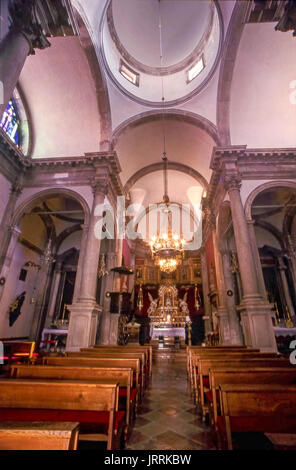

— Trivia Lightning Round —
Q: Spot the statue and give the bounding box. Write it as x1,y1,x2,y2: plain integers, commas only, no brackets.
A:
179,292,189,316
147,293,158,317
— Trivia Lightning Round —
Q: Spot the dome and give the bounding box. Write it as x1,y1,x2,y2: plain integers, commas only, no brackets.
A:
100,0,223,106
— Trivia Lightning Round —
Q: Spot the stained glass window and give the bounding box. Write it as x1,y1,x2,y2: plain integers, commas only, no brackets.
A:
0,100,20,146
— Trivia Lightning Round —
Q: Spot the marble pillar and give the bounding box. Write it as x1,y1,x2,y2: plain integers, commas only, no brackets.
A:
66,182,107,351
225,176,277,352
0,1,50,115
30,241,55,340
46,263,62,326
212,231,231,344
98,252,117,345
221,249,244,344
247,219,267,300
200,248,212,335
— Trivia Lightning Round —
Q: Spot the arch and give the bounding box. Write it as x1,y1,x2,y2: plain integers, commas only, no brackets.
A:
112,109,221,149
216,1,248,145
124,161,208,196
244,181,296,221
132,200,200,235
12,188,90,229
73,5,112,150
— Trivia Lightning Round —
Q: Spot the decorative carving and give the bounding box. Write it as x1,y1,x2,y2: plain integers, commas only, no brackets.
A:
275,0,296,37
179,292,189,316
91,178,109,197
223,174,242,192
147,292,158,317
9,0,51,54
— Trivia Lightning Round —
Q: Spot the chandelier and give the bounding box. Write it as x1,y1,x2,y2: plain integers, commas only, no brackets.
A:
149,232,185,273
147,1,185,274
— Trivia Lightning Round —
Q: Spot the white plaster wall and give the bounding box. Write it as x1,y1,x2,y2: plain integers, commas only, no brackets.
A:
230,23,296,148
0,243,41,338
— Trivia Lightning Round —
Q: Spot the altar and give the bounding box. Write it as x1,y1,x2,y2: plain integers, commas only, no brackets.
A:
147,283,189,326
151,326,186,340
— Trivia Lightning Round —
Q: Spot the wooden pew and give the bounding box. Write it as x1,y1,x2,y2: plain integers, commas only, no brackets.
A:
219,384,296,450
79,348,149,385
91,345,153,378
194,357,291,420
67,351,146,394
209,368,296,438
0,378,124,450
187,347,260,388
44,356,142,401
11,364,135,433
0,421,80,450
2,341,36,366
190,350,276,396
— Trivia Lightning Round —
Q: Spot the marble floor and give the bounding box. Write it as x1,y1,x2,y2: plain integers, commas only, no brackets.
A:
126,350,215,450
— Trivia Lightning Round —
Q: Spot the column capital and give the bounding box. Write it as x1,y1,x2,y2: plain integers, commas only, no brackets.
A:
223,174,242,193
91,178,109,198
9,0,51,55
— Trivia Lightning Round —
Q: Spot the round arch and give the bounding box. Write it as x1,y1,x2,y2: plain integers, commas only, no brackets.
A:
244,181,296,221
124,161,208,196
216,1,248,145
112,109,220,149
75,8,112,150
12,188,91,229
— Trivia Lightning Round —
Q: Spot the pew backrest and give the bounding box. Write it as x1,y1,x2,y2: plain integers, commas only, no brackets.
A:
219,384,296,450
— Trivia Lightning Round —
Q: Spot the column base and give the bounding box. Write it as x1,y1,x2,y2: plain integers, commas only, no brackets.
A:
216,309,232,345
238,298,278,352
66,300,102,351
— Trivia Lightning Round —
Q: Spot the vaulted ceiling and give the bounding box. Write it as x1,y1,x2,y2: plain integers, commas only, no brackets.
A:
14,0,296,226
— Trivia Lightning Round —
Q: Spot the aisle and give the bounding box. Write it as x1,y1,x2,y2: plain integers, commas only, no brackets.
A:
126,350,215,450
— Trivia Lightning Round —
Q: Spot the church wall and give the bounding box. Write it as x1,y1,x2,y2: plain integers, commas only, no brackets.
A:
0,242,42,339
230,22,296,148
0,173,11,223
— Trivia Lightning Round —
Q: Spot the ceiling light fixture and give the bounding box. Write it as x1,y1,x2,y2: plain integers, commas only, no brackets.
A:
147,0,185,274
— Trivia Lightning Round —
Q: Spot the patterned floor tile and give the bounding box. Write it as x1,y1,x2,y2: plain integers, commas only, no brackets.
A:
126,351,216,450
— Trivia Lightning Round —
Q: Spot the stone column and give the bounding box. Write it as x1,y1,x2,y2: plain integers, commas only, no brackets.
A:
200,247,212,335
221,249,244,344
66,181,107,351
30,241,54,341
72,224,89,303
98,252,117,345
46,262,62,325
278,256,296,321
247,219,267,300
225,175,277,352
212,230,232,344
0,1,50,115
0,182,22,275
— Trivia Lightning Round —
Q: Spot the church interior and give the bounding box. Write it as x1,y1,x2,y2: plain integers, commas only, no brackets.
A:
0,0,296,452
